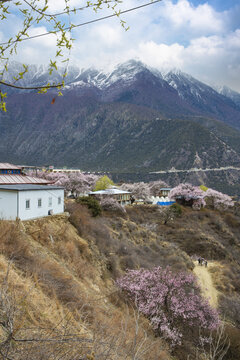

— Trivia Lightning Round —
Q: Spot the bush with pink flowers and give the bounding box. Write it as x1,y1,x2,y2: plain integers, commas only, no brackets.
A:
117,266,219,345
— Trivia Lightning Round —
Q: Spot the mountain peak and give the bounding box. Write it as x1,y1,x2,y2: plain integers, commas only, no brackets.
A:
115,59,146,70
110,59,148,78
214,85,240,108
161,67,183,76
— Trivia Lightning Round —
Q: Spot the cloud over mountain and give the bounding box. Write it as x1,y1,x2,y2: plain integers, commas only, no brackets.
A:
2,0,240,91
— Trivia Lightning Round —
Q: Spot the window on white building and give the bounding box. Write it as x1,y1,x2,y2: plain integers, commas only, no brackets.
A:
58,197,61,205
48,197,52,207
38,198,42,208
26,199,30,209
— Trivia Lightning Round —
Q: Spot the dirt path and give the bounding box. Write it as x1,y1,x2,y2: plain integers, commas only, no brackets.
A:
193,261,218,308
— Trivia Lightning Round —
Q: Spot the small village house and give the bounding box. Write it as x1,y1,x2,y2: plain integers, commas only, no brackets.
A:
89,187,131,206
0,163,64,220
159,188,172,197
0,184,64,220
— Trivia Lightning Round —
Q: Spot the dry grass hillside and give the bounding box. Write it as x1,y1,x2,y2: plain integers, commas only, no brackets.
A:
0,202,240,359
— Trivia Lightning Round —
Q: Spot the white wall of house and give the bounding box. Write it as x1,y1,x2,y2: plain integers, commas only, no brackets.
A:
0,189,64,220
18,189,64,220
0,191,18,220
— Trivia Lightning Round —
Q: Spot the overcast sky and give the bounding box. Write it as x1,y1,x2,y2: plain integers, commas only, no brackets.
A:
1,0,240,91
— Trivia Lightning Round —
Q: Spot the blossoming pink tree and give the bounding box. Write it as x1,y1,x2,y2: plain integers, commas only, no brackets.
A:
204,189,234,210
120,181,169,200
120,182,151,201
169,183,206,210
149,180,169,197
27,170,99,196
116,267,219,345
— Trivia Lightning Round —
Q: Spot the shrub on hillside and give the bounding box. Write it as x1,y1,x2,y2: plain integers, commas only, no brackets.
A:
76,196,102,217
223,325,240,360
170,203,182,216
224,213,240,229
66,202,92,237
219,295,240,328
161,203,182,225
117,266,219,345
100,197,125,213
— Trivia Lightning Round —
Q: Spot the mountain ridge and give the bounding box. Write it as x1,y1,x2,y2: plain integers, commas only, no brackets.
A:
1,60,240,193
3,59,240,108
3,59,239,129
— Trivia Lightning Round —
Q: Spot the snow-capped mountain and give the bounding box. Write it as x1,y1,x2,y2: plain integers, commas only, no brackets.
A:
0,61,80,93
2,59,240,129
160,69,240,125
67,60,240,129
162,69,217,103
71,60,149,89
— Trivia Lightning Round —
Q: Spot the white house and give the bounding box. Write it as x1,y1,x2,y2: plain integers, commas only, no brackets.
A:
0,184,64,220
159,188,172,197
89,187,131,206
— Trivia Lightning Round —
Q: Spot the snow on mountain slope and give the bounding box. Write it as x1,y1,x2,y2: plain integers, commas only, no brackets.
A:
3,59,237,103
214,85,240,108
67,61,239,116
67,60,151,90
162,69,216,102
2,59,240,129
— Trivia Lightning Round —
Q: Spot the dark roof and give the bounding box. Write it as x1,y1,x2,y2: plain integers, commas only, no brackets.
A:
0,185,64,191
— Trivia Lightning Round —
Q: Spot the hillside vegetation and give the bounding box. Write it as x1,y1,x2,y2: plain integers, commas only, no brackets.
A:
1,94,240,173
0,203,240,359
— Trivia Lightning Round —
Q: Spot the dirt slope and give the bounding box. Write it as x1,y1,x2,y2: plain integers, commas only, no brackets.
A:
0,215,170,360
193,261,218,308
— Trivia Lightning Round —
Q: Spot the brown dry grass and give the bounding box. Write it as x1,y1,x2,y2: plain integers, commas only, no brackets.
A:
0,254,89,335
0,255,169,359
0,215,171,360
